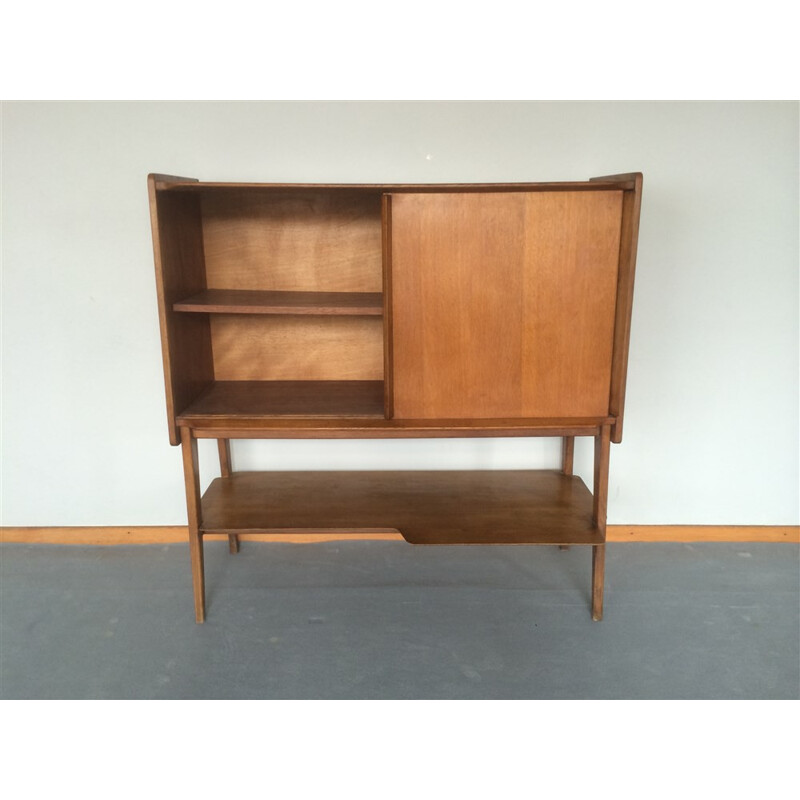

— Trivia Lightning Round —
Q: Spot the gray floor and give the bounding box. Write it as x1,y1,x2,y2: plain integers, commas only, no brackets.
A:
1,541,797,699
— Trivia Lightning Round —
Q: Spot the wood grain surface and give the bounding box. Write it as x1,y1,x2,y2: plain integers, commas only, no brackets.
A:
201,189,383,292
591,173,644,443
174,289,383,316
199,470,603,545
178,406,611,436
209,315,383,381
389,191,623,419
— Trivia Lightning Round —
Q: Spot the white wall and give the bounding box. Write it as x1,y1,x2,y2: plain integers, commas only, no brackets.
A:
1,101,797,526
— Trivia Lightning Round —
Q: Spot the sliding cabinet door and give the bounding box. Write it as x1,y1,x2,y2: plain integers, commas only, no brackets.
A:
387,191,623,419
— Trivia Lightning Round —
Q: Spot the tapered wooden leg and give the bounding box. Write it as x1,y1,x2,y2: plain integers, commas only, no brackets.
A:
181,427,206,623
593,426,610,529
561,436,575,476
591,424,611,621
217,439,240,554
188,528,206,624
559,436,576,550
591,545,605,621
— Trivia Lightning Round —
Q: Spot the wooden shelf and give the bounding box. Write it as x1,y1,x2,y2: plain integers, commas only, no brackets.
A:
200,470,602,545
178,380,385,419
174,289,383,316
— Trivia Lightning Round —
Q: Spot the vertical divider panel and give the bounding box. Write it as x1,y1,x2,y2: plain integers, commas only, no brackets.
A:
382,194,394,419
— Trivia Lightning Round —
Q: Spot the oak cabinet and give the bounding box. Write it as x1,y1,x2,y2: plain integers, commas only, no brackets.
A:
148,173,643,622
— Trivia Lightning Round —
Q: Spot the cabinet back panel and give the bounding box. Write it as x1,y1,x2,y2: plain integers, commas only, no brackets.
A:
390,191,623,419
201,190,383,292
210,316,384,381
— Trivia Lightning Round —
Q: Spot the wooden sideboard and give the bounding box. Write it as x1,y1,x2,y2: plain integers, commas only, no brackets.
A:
148,173,643,622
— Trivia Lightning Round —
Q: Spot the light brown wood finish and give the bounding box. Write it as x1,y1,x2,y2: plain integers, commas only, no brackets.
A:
608,526,800,542
180,427,205,623
148,174,214,445
201,189,383,293
389,191,623,418
390,191,520,418
5,525,797,545
523,193,623,417
200,471,603,545
209,315,383,381
591,173,643,443
0,527,193,544
174,289,383,316
217,439,240,554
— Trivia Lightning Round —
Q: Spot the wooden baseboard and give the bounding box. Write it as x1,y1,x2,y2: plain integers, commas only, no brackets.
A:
607,525,798,543
1,525,797,545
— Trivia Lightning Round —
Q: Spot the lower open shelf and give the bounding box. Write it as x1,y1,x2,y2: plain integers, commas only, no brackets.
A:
200,470,602,545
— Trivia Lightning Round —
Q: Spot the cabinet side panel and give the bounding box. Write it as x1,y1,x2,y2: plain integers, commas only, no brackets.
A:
606,175,643,442
390,191,622,419
201,189,383,292
149,183,213,444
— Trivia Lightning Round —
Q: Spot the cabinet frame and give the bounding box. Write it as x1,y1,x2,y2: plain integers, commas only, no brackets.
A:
149,173,643,623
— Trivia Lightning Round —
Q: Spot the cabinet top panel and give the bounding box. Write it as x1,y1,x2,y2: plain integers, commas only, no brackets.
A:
150,177,637,193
